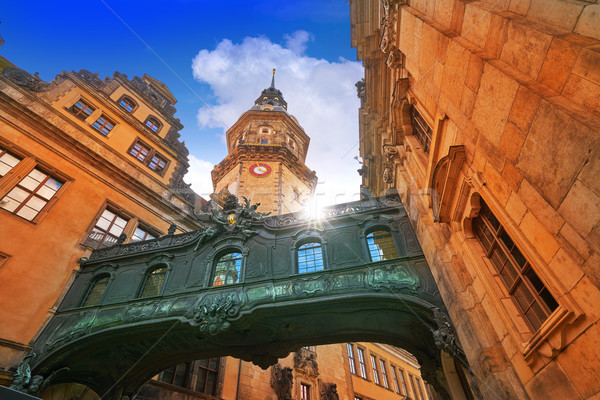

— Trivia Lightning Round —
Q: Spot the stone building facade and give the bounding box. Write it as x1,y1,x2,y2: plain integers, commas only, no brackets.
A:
349,0,600,398
0,56,204,386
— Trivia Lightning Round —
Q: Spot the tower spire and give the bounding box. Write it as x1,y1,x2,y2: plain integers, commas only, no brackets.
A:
271,68,276,88
252,68,287,110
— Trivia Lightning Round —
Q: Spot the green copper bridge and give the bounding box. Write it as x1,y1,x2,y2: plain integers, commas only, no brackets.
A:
15,196,464,399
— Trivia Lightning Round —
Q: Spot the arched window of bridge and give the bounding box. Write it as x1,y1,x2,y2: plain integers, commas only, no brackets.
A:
212,252,243,286
81,275,110,307
366,229,399,261
297,241,324,273
139,266,168,298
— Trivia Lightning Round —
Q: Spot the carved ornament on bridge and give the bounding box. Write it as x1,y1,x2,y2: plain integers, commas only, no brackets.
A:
190,293,242,336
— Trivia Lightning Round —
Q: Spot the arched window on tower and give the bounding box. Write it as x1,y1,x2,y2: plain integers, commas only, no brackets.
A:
139,266,168,298
81,275,110,307
212,252,243,286
366,229,399,261
297,241,325,273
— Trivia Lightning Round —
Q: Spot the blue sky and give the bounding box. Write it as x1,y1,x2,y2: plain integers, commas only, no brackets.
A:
1,1,364,205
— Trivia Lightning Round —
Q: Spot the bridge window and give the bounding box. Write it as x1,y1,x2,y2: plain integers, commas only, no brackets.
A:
472,199,558,331
212,252,243,286
366,230,399,261
118,95,137,113
297,242,324,273
81,275,109,307
140,266,167,298
346,343,357,375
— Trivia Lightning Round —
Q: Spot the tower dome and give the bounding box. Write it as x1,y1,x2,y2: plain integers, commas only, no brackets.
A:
252,69,288,111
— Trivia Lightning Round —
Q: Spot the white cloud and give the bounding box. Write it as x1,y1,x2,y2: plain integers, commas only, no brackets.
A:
190,31,364,208
185,155,214,199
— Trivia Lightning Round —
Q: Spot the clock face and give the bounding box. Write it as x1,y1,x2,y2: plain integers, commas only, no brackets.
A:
249,163,272,177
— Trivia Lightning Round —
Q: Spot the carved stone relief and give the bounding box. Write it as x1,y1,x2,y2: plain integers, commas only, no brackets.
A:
271,364,293,400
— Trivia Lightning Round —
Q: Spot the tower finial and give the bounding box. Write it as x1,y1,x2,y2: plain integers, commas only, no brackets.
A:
271,68,276,88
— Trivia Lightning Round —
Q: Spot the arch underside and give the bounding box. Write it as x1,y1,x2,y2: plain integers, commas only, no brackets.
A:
33,293,445,397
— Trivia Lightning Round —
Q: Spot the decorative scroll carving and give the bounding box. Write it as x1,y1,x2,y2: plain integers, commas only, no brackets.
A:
319,381,340,400
191,293,241,335
386,48,405,69
1,67,49,92
294,348,319,377
271,364,293,400
367,262,419,292
121,300,160,323
9,353,33,391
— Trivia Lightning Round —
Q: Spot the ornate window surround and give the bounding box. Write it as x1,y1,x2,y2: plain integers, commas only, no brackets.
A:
360,223,403,262
446,170,582,367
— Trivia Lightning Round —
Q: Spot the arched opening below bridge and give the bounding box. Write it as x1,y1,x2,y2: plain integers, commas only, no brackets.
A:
31,292,471,400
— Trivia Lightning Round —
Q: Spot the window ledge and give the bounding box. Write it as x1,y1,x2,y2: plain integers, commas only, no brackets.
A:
523,305,582,367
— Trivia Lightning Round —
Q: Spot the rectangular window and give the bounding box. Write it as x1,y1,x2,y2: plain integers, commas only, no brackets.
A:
370,355,380,385
129,140,151,162
148,153,167,174
194,358,219,395
409,374,420,400
391,365,401,394
398,368,409,397
410,106,432,154
85,208,129,249
1,167,64,221
357,347,367,378
347,343,357,375
70,99,95,120
131,226,157,242
0,148,22,177
91,114,115,136
379,359,389,389
473,199,558,331
416,378,426,400
261,139,268,144
301,383,310,400
158,362,190,387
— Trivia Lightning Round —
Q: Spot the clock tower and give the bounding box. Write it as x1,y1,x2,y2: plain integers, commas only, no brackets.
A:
211,71,317,214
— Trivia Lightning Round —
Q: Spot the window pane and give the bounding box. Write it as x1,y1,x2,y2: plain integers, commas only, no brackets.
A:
357,348,367,378
379,359,389,388
0,149,22,177
347,343,357,374
366,230,399,261
391,366,400,394
140,267,167,298
213,252,242,286
82,276,109,307
298,242,324,273
1,168,63,221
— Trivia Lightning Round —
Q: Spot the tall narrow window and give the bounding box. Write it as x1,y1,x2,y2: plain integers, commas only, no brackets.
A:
85,208,129,249
391,366,401,394
398,368,409,396
118,96,137,113
81,275,109,307
140,266,168,298
357,347,367,378
370,355,380,385
0,148,22,177
416,378,426,400
366,230,399,261
301,383,310,400
91,115,115,136
409,374,420,400
297,242,324,273
379,359,389,389
346,343,357,374
473,199,558,331
70,99,95,120
1,167,64,221
145,116,162,133
212,252,243,286
410,106,432,154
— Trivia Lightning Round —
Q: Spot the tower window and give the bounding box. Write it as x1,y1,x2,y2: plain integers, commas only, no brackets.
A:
472,199,558,331
70,99,95,120
366,230,399,261
260,139,268,144
212,252,243,286
140,266,168,298
297,242,324,273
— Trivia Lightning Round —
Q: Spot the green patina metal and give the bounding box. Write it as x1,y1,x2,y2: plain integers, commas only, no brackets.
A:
20,195,463,399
